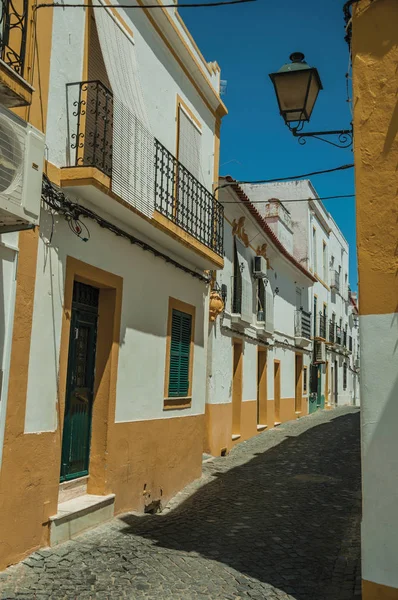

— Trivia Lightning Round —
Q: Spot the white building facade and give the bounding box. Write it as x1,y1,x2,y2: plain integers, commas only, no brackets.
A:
0,0,227,569
242,179,360,413
205,178,316,456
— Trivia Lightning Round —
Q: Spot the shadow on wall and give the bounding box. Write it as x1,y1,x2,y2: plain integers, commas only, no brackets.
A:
119,412,361,600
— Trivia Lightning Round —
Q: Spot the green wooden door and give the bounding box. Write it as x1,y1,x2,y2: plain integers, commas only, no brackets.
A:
60,283,98,482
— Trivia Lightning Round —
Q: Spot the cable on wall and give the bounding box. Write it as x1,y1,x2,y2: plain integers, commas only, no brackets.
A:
41,174,210,284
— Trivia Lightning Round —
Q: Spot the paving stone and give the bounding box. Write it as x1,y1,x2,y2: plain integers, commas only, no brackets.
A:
0,408,361,600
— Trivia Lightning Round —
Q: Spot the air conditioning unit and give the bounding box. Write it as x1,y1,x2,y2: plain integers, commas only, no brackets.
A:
314,341,326,364
253,255,267,278
0,106,45,232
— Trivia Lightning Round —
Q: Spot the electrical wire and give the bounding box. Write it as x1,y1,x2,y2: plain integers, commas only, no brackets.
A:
41,174,210,283
216,163,354,192
34,0,254,9
220,193,355,204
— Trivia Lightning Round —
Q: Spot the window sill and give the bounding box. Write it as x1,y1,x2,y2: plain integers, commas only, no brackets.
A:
274,421,282,427
257,424,267,431
231,434,241,441
163,397,192,410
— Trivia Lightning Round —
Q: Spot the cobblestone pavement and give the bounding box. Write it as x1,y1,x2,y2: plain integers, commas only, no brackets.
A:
0,407,361,600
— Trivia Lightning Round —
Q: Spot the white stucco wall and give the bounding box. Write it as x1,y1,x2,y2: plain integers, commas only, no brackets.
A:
208,204,313,410
46,4,217,192
361,311,398,589
24,207,208,433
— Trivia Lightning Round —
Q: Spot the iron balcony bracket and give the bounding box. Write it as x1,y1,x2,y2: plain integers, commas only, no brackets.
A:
288,123,353,149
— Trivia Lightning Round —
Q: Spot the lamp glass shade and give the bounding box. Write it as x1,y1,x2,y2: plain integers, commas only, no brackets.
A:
269,59,323,124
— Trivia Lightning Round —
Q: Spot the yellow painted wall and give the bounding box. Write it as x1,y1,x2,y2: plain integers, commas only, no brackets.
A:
352,1,398,598
352,0,398,317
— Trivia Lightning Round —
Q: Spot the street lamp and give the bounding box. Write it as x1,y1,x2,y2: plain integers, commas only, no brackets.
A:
269,53,353,149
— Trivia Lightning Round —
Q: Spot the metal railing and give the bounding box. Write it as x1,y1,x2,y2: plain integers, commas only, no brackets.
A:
0,0,28,76
67,81,224,256
295,309,311,339
330,269,340,291
318,313,327,339
154,139,224,256
68,80,114,177
329,320,335,343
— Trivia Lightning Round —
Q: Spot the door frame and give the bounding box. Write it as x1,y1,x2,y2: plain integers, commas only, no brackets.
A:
60,294,99,482
257,347,267,426
57,257,123,495
294,353,303,413
232,339,243,437
274,359,281,423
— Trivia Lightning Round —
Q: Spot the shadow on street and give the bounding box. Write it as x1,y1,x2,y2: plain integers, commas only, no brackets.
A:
120,411,362,600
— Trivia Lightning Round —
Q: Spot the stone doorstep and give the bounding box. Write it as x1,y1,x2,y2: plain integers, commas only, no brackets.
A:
58,476,88,504
49,494,115,546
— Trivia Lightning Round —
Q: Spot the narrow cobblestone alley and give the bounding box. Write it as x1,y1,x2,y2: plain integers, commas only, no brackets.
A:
0,407,361,600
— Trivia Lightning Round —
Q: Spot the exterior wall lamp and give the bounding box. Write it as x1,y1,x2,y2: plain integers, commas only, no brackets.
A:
269,52,353,149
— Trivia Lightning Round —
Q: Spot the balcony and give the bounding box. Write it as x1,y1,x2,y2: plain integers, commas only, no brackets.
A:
336,325,342,346
330,269,340,292
294,309,312,348
62,80,224,269
329,320,335,344
0,0,32,106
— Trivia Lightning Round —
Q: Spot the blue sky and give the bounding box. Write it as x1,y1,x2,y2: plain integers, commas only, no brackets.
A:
180,0,357,290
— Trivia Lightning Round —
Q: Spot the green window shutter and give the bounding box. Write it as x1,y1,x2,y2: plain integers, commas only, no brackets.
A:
168,309,192,397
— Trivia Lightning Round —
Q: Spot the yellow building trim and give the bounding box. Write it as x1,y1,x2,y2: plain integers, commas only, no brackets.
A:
303,365,308,395
362,579,398,600
58,257,123,497
103,0,135,39
213,118,221,197
175,10,213,77
257,347,267,426
136,0,227,119
314,272,331,291
0,64,33,107
58,165,223,268
176,94,202,132
164,297,196,404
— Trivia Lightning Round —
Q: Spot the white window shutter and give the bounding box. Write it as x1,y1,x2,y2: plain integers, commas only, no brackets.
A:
178,108,202,182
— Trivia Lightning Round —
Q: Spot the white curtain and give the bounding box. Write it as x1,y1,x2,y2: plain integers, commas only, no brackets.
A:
178,108,202,182
236,239,253,324
94,2,155,218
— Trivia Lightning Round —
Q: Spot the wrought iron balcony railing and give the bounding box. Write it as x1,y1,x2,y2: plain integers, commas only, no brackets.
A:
329,320,335,343
67,80,114,177
318,313,327,339
295,309,311,339
0,0,28,76
66,80,224,256
154,139,224,256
